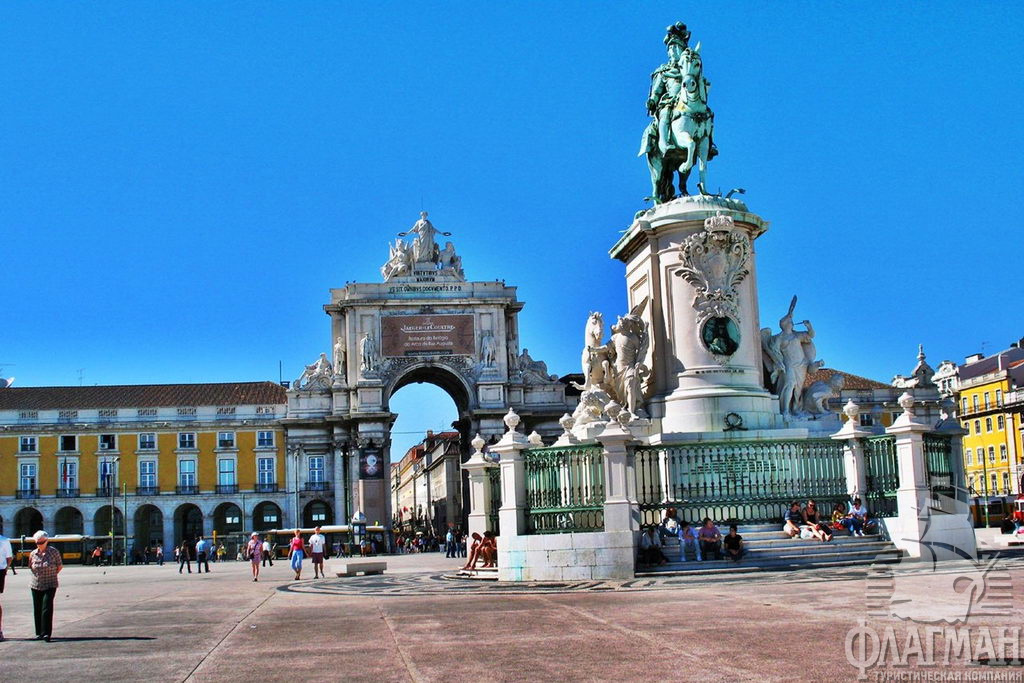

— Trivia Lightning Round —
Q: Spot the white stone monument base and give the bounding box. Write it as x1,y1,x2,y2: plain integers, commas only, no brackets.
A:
651,384,782,434
881,514,978,561
497,531,635,581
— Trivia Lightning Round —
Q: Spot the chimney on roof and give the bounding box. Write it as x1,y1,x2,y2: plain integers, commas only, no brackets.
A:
965,353,984,365
426,430,433,439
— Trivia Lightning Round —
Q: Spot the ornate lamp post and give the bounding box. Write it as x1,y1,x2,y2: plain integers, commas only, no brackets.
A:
350,510,366,557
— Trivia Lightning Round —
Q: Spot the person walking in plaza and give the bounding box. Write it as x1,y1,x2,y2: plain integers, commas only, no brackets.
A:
445,527,455,558
288,529,305,580
0,529,13,642
195,536,210,573
245,533,262,582
309,526,326,579
155,543,164,566
261,536,273,567
28,530,62,642
178,539,192,574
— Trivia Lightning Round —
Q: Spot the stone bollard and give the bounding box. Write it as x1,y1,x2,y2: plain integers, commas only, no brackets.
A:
490,408,529,539
831,399,871,499
463,433,498,541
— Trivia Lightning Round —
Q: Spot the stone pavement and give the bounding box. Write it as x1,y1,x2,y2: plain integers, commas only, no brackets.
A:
0,552,1021,682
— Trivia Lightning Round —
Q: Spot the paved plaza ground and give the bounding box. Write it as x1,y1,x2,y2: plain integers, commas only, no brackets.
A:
1,552,1022,682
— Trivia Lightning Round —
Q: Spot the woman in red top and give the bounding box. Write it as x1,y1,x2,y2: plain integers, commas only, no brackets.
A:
288,529,305,580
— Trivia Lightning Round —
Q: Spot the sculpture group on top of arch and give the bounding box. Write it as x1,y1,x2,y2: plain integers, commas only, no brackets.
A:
381,211,464,281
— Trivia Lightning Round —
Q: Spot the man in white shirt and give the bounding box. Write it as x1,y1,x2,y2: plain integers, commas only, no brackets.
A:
309,526,326,579
261,537,273,568
0,532,13,642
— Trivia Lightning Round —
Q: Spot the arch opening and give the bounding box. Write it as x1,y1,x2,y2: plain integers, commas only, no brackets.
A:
174,504,203,546
252,501,282,532
303,499,333,527
54,506,84,535
14,507,43,538
134,504,164,547
94,506,124,538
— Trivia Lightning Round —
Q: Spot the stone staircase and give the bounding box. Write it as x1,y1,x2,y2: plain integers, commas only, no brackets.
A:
636,523,904,576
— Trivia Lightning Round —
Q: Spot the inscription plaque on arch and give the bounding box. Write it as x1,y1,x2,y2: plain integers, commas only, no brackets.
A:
381,314,475,357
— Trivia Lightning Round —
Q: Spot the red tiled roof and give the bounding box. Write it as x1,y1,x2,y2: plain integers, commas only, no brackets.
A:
0,382,287,411
804,367,889,391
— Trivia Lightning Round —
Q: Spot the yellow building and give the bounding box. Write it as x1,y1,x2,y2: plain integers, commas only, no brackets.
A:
957,347,1024,497
0,382,288,557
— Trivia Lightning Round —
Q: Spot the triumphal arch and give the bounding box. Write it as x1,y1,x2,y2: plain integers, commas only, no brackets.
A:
281,212,574,528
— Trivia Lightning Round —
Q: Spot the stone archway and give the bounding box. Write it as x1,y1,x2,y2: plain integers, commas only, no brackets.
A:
285,212,577,533
252,501,282,532
94,505,124,538
14,507,43,538
134,504,164,547
213,502,243,536
303,499,333,527
54,506,84,535
174,503,203,546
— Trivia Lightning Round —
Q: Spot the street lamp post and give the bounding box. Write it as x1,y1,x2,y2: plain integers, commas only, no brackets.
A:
351,510,366,557
123,482,128,566
109,456,119,565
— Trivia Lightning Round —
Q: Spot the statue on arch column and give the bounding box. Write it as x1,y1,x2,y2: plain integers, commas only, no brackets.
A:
398,211,451,265
359,332,378,376
333,336,347,382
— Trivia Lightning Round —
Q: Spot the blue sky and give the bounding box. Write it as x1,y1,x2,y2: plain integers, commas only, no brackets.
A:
3,4,1023,456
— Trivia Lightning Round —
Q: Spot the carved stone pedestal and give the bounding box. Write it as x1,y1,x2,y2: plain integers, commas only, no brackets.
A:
611,195,780,433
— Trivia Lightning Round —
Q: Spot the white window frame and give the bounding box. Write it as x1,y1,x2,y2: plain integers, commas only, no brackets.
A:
988,446,996,463
59,459,78,490
308,455,325,483
99,458,118,489
217,431,236,449
179,459,197,487
256,430,275,448
19,436,38,453
1003,472,1010,493
20,461,38,491
997,415,1005,431
139,460,157,488
985,417,993,433
217,458,236,486
178,432,197,450
965,448,972,465
996,389,1003,406
1000,444,1007,461
98,433,117,451
257,457,276,485
859,413,874,427
138,432,157,450
59,434,78,452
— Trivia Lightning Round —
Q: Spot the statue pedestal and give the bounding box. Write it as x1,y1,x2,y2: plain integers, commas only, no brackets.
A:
611,196,780,433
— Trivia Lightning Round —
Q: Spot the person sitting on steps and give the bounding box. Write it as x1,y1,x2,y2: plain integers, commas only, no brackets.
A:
723,524,744,562
677,520,702,562
697,518,722,561
783,501,804,538
802,499,833,542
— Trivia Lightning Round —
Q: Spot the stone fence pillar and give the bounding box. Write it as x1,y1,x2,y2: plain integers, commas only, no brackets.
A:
885,392,976,560
463,434,497,540
490,409,528,538
831,399,871,499
597,407,639,534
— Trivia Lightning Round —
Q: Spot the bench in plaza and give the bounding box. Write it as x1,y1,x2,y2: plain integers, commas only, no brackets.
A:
332,560,387,577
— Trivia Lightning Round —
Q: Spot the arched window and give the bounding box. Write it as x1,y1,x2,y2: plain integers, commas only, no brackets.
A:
990,473,998,493
1000,444,1007,461
974,420,981,434
997,415,1005,430
985,417,993,432
989,446,996,463
1002,472,1010,494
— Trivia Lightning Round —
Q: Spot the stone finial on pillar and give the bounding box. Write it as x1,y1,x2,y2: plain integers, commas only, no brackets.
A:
554,413,579,446
498,408,527,446
527,431,544,447
831,399,871,499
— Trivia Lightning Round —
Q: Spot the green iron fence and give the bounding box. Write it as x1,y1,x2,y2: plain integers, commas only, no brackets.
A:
863,435,899,517
633,439,848,526
523,445,605,534
923,434,957,507
487,466,502,535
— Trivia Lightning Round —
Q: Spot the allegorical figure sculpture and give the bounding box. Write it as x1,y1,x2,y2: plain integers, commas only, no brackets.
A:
803,372,845,416
479,331,497,368
761,296,823,417
359,332,378,375
381,238,412,280
640,21,717,202
398,211,451,265
571,300,651,421
295,352,333,390
333,336,347,382
381,212,464,281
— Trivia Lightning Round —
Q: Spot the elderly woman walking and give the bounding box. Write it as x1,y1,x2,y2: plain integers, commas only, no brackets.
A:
29,530,63,642
245,533,263,582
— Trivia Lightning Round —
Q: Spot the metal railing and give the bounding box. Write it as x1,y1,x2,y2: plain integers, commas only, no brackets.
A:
255,483,279,493
487,466,502,535
96,487,115,498
176,485,199,495
136,486,160,496
216,484,239,494
16,489,40,500
634,438,848,526
55,488,80,498
523,445,605,534
303,481,331,492
864,435,899,517
924,434,957,508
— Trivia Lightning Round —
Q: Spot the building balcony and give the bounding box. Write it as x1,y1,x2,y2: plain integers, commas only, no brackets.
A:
96,487,116,498
215,484,239,494
255,483,279,493
56,488,80,498
303,481,331,492
176,485,199,495
16,489,40,500
136,486,160,496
